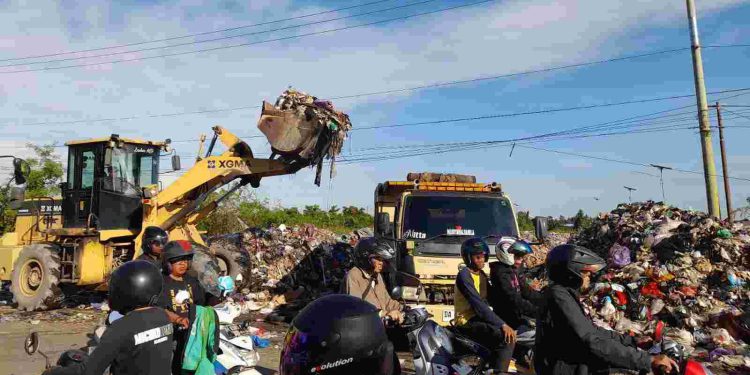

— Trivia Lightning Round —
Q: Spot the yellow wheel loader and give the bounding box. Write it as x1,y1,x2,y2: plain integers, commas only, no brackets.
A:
0,126,316,311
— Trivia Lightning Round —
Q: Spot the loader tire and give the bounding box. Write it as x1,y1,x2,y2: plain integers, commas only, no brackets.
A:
189,243,222,298
10,243,63,311
211,244,250,285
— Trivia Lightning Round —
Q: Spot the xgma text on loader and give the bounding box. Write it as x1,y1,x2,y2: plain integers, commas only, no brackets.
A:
0,125,316,311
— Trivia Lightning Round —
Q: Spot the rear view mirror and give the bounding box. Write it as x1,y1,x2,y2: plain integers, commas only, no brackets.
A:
376,212,392,236
13,158,29,185
395,271,421,288
390,287,403,300
533,216,548,242
8,186,25,209
24,332,39,355
171,155,181,171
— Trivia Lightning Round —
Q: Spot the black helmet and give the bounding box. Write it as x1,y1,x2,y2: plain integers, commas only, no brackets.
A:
163,240,195,263
109,260,163,314
142,226,168,253
546,244,606,288
56,349,89,367
279,294,394,375
461,237,489,267
355,237,395,268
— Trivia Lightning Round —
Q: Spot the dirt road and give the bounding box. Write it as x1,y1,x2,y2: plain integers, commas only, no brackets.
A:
0,306,414,375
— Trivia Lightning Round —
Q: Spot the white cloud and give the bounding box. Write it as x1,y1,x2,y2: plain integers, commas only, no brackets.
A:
0,0,746,214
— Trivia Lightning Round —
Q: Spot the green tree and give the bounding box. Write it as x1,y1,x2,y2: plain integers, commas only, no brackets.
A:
24,144,64,198
573,209,592,230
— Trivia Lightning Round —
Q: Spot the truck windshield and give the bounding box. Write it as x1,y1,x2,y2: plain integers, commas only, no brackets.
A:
401,195,518,240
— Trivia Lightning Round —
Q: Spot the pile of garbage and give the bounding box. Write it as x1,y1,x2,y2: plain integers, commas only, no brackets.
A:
257,88,353,185
208,224,372,321
520,231,571,268
571,201,749,370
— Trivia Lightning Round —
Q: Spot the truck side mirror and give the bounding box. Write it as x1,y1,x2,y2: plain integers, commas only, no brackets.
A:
533,216,548,241
376,212,392,236
13,158,29,185
171,155,181,171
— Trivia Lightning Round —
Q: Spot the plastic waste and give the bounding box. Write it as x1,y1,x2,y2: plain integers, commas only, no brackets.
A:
251,335,271,349
716,229,732,239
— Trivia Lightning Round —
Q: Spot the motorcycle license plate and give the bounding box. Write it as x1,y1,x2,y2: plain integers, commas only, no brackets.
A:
442,310,454,322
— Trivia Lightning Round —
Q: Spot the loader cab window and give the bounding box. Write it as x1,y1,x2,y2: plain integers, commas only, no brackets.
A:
81,151,95,189
103,144,159,195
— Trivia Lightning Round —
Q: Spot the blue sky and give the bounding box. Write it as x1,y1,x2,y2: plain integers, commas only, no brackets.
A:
0,0,749,217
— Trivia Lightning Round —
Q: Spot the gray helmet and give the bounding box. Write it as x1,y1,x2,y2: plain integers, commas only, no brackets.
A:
355,237,395,269
546,244,605,288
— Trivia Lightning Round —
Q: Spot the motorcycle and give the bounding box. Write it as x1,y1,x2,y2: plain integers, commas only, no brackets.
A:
24,331,90,373
215,324,262,375
650,321,714,375
393,272,534,375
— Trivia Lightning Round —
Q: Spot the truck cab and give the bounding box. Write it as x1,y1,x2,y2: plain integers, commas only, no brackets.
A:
373,173,546,326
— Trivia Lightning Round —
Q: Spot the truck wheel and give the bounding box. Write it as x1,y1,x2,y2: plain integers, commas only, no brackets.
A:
211,244,250,287
189,244,222,298
10,244,63,311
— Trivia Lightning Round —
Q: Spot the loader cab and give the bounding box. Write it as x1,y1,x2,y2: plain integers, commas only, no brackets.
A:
61,135,167,231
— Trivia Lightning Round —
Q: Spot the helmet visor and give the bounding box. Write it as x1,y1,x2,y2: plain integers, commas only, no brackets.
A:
280,327,393,375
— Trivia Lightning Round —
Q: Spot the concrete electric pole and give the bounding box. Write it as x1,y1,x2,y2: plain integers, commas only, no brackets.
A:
686,0,721,218
710,102,733,224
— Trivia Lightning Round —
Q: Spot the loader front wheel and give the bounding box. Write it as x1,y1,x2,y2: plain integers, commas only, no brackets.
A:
11,244,63,311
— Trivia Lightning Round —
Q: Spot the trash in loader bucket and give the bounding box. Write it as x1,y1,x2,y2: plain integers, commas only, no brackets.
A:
257,88,352,186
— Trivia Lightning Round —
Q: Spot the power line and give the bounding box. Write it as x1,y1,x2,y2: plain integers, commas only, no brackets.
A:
355,88,750,130
10,87,750,130
0,0,440,69
0,0,497,74
0,0,398,63
721,107,750,122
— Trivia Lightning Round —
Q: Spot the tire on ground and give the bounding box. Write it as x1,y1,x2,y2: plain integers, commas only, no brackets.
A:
10,243,64,311
189,243,222,298
211,243,250,287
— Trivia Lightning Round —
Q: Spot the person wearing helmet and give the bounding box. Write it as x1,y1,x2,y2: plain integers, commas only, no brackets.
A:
489,238,543,331
44,261,173,375
454,237,516,373
279,294,396,375
535,244,678,375
342,237,403,322
135,226,168,267
156,240,210,375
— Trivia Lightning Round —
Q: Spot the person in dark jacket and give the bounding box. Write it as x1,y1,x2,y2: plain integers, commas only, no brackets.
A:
454,238,516,373
44,261,173,375
135,226,168,267
489,237,543,331
535,244,678,375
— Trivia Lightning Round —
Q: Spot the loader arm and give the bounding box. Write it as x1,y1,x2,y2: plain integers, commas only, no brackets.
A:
135,126,307,253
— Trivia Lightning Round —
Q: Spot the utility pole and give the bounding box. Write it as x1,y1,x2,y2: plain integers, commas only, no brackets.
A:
711,102,733,224
624,186,637,203
686,0,721,218
650,164,673,202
